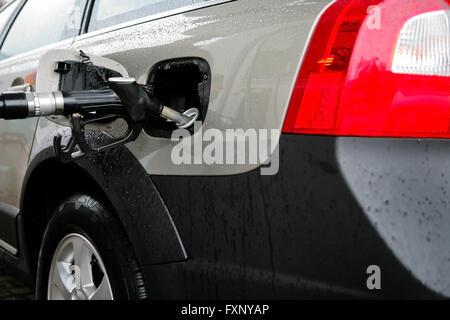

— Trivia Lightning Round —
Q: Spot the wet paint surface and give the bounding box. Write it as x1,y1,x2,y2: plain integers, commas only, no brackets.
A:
149,135,438,298
337,137,450,296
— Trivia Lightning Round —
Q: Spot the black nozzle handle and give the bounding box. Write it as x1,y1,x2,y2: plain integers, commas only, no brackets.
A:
61,89,124,116
108,77,162,122
108,77,199,128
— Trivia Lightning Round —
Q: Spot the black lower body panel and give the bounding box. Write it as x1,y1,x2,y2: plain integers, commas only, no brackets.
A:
148,134,445,299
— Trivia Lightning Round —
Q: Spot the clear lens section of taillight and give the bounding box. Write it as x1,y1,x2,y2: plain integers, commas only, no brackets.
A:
392,10,450,76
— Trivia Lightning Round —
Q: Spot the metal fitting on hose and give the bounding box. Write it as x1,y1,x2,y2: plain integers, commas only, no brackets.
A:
24,91,64,117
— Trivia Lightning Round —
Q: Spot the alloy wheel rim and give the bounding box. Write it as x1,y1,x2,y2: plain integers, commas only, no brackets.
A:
47,233,113,300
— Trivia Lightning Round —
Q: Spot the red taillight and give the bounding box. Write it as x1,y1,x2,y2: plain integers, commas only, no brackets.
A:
283,0,450,138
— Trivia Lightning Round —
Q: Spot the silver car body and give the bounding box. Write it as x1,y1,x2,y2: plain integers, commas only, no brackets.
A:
0,0,333,210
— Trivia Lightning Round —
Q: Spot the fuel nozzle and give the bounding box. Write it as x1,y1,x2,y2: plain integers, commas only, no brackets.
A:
0,77,199,129
108,77,199,128
0,76,199,163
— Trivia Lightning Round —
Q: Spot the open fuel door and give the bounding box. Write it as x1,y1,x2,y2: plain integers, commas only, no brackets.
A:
36,49,129,130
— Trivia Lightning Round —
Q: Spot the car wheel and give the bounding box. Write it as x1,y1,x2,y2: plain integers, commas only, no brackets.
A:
35,194,148,300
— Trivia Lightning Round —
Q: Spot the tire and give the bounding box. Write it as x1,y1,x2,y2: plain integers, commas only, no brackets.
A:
36,194,148,300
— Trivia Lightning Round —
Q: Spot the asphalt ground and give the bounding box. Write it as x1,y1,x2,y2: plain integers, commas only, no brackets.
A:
0,267,34,300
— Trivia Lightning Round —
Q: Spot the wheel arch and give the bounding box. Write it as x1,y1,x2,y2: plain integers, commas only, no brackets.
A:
19,145,187,278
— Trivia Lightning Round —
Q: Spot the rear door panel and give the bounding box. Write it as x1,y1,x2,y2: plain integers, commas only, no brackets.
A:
0,0,87,208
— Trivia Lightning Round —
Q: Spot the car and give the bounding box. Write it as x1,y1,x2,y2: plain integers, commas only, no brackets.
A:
0,0,449,300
